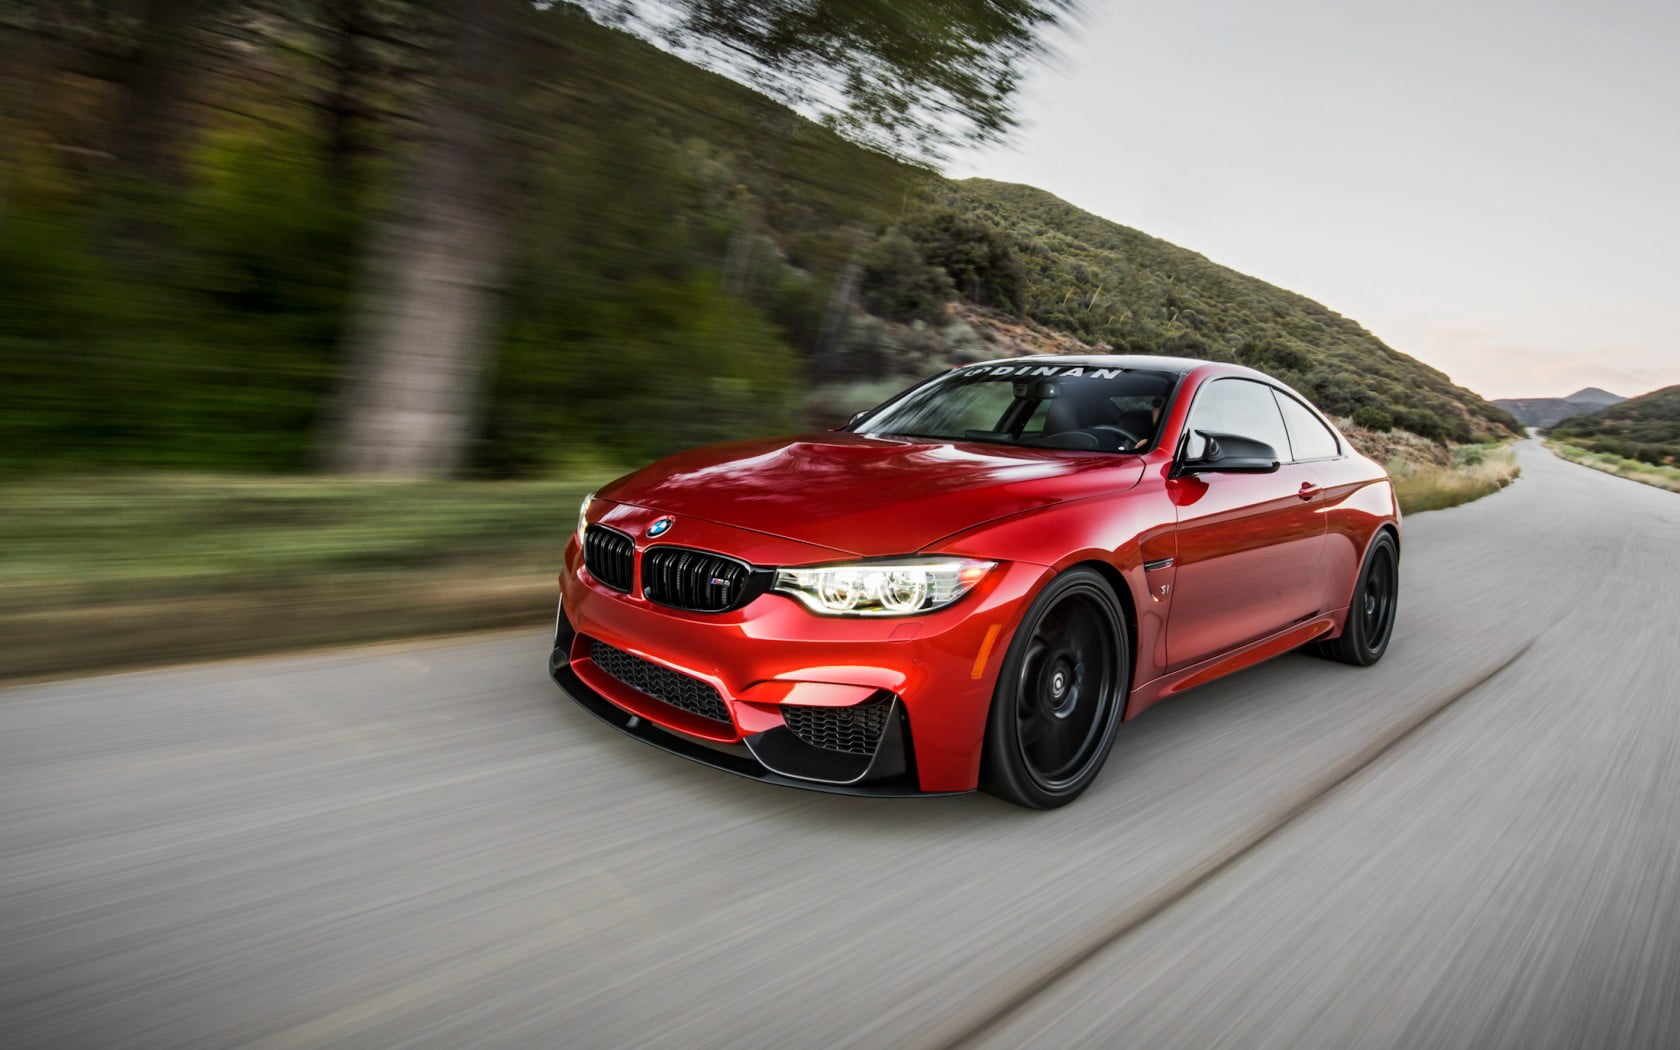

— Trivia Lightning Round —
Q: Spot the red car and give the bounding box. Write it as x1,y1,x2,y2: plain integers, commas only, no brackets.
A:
551,356,1400,807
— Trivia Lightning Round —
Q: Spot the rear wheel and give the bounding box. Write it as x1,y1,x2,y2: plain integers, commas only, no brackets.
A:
1314,530,1399,666
982,568,1129,809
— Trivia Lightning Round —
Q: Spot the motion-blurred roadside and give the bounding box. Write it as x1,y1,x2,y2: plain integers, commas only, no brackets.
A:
0,1,1072,674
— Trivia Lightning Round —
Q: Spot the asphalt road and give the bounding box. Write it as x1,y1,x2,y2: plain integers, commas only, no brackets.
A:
3,440,1677,1049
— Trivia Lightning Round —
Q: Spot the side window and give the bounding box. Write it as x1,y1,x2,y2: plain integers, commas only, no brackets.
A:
1183,379,1290,460
1273,391,1341,461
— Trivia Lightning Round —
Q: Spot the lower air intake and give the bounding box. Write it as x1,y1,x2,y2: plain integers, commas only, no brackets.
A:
587,639,730,725
782,698,892,756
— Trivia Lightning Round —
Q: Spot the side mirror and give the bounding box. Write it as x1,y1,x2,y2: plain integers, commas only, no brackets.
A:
1180,430,1281,474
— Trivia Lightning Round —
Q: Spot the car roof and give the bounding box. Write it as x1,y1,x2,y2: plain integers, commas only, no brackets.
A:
956,354,1266,381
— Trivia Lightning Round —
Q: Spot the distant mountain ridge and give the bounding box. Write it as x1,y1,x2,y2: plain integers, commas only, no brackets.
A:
1548,385,1680,464
1567,387,1624,405
1495,388,1625,428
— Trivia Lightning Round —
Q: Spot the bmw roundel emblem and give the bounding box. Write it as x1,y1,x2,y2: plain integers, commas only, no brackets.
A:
646,516,674,539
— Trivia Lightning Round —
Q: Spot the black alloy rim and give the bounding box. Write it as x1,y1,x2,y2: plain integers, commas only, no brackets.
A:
1361,544,1397,650
1015,591,1118,789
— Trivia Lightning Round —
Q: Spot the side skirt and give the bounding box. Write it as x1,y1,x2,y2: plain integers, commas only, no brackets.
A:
1124,613,1339,720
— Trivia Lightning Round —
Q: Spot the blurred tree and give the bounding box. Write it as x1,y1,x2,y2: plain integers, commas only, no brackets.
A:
326,0,532,475
651,0,1069,162
316,0,377,192
1,0,215,251
103,0,213,192
327,0,1074,476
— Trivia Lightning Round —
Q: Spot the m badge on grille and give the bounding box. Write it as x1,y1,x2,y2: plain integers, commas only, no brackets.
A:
646,516,674,538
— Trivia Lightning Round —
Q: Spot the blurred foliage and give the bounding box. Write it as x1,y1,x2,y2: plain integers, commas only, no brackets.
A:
0,3,919,474
0,473,594,604
1,0,1513,480
0,129,359,471
1546,441,1680,494
613,0,1071,163
1547,385,1680,465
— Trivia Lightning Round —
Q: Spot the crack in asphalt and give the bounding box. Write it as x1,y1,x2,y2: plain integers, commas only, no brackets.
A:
939,638,1540,1050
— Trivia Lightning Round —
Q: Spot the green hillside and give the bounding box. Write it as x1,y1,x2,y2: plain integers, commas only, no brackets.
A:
900,180,1517,443
1548,385,1680,464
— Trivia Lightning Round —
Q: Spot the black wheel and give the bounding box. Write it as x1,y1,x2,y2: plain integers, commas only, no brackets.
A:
1314,530,1399,666
981,567,1129,809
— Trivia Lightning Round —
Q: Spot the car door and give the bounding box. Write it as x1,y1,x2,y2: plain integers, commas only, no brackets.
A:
1165,377,1328,670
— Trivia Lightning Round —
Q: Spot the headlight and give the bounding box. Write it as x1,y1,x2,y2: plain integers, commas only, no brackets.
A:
575,490,596,544
772,558,995,617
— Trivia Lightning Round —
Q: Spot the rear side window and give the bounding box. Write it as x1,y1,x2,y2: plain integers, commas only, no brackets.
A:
1273,392,1341,461
1183,378,1290,460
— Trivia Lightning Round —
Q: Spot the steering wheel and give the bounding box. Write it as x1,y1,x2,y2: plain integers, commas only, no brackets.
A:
1091,423,1145,449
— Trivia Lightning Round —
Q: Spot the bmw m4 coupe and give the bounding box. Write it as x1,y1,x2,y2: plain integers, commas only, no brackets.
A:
550,356,1400,807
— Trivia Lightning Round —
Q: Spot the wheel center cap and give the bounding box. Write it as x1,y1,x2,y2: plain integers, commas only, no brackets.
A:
1044,659,1077,715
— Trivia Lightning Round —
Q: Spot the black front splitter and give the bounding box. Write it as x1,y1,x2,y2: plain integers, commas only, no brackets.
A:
549,660,967,799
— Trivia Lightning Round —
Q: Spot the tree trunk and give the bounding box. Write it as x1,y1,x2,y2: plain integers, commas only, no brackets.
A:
104,0,208,186
812,229,865,380
318,0,373,193
326,3,522,477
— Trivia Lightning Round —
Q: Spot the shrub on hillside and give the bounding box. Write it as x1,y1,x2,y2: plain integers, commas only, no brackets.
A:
903,208,1026,313
1353,406,1394,432
859,228,952,324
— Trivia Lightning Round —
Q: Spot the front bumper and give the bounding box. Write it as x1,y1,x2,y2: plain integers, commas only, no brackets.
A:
551,650,943,797
549,509,1046,793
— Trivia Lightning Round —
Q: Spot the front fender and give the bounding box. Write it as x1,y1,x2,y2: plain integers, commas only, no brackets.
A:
929,482,1176,692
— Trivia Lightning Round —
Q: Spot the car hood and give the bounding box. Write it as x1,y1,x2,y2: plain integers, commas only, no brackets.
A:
598,433,1145,557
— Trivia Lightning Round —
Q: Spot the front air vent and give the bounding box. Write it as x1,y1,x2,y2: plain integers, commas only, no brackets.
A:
587,639,730,724
583,524,634,591
782,698,893,756
643,546,753,613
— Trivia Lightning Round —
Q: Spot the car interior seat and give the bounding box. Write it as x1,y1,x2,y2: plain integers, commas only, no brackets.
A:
1044,387,1128,451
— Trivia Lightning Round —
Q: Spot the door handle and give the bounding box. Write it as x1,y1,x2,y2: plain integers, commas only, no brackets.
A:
1298,482,1321,500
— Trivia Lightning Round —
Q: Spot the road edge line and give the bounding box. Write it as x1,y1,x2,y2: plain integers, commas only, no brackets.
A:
940,639,1537,1050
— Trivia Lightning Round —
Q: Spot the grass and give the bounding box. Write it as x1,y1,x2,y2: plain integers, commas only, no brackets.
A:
0,443,1529,680
1545,441,1680,493
0,474,596,605
1388,442,1521,514
0,473,600,678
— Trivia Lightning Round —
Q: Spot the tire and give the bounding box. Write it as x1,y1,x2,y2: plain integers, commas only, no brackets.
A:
981,567,1129,809
1313,530,1399,666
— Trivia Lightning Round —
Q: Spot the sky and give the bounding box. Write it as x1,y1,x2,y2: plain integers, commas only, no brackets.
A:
949,0,1679,401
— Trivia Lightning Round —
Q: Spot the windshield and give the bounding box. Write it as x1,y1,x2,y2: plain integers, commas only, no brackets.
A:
856,364,1178,453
